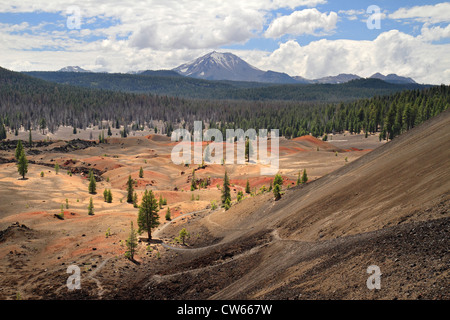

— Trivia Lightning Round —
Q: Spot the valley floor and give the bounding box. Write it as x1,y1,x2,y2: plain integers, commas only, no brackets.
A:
0,119,448,300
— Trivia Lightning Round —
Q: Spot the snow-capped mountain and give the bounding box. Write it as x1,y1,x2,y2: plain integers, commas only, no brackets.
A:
173,51,264,81
58,66,91,73
173,51,298,84
370,73,416,84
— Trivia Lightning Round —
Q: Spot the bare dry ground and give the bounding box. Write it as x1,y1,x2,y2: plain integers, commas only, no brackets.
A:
0,111,448,300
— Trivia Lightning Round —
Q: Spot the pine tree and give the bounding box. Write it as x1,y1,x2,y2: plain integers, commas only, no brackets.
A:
224,197,231,210
296,171,301,185
274,174,283,186
273,183,281,201
165,207,171,221
55,163,60,175
88,175,96,194
17,149,28,179
106,189,113,203
178,228,189,245
245,138,250,162
126,175,134,203
245,179,251,194
103,189,108,202
15,140,24,161
125,221,138,261
60,204,65,218
190,169,196,191
221,170,231,208
159,194,163,209
137,190,160,240
301,169,308,184
133,192,138,208
107,125,112,136
139,167,144,178
88,197,94,215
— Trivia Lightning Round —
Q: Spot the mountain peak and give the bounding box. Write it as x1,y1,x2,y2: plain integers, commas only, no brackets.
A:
173,51,302,83
370,72,416,84
173,51,261,81
58,66,90,73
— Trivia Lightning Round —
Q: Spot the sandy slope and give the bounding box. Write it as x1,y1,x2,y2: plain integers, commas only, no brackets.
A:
115,109,449,300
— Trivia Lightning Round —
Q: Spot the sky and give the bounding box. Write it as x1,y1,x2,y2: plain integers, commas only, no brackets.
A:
0,0,449,84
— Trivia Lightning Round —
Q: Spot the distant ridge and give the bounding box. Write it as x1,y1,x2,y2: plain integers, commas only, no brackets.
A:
139,70,183,77
312,73,362,84
370,72,416,84
172,51,417,85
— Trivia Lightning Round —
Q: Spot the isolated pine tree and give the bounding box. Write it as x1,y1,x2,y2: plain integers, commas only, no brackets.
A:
137,190,159,240
55,163,60,175
88,175,96,194
301,169,308,184
139,167,144,178
221,170,231,208
245,139,250,162
126,175,134,203
190,169,196,191
125,221,138,261
245,179,251,194
273,183,281,201
165,207,171,221
15,140,24,161
17,150,28,179
103,189,108,202
88,197,94,215
178,228,189,245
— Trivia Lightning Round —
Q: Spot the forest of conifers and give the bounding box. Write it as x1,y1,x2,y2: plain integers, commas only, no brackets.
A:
0,66,449,141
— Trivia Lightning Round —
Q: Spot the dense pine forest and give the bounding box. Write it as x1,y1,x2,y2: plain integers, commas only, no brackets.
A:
0,66,449,142
25,70,426,101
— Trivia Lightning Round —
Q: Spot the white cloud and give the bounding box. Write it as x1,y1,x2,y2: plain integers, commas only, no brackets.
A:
338,9,365,16
128,5,264,50
265,9,338,38
0,1,449,85
389,2,450,23
420,23,450,42
247,30,450,84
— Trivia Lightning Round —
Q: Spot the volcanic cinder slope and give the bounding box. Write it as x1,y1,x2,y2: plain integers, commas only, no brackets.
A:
119,109,449,300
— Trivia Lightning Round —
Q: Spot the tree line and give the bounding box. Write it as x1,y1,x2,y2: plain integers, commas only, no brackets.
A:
1,67,448,142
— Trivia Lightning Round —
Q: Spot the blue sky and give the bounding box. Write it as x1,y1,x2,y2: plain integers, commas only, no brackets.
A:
0,1,449,83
